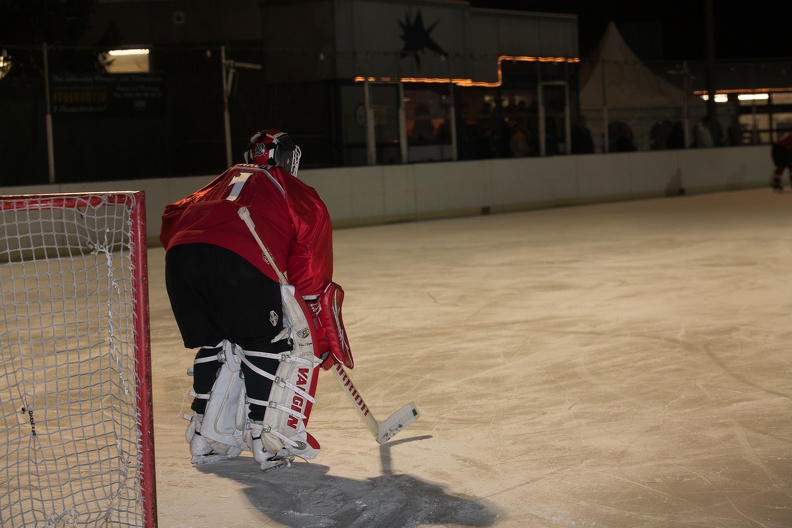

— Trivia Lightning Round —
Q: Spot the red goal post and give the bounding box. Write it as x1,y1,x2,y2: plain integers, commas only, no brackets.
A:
0,191,156,527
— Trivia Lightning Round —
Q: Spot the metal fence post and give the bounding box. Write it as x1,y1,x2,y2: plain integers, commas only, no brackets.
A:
43,43,56,183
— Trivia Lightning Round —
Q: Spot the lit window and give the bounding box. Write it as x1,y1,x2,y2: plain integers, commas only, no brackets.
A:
772,93,792,105
100,48,150,73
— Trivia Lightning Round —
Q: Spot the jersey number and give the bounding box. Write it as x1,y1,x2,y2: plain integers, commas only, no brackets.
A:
226,172,253,202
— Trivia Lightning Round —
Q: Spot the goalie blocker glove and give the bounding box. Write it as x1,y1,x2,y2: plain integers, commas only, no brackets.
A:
305,282,354,370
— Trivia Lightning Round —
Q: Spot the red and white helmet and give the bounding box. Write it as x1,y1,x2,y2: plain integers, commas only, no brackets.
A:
242,130,301,175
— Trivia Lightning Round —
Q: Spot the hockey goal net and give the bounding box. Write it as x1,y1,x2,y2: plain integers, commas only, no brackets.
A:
0,192,156,527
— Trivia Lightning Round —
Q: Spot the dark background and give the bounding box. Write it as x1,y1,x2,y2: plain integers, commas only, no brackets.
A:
2,1,787,62
1,0,787,185
472,1,788,62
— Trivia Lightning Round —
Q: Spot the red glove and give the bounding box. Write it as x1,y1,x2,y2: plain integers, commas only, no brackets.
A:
312,282,354,370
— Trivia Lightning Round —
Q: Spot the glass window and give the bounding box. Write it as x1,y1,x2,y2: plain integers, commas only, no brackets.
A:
404,87,454,162
739,113,770,144
100,49,150,73
773,113,792,136
771,92,792,104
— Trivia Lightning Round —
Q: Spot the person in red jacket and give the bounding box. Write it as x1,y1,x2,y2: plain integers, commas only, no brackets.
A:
161,130,350,470
771,131,792,192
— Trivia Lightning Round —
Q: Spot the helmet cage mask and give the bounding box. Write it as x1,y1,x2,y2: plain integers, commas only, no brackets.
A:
243,130,301,176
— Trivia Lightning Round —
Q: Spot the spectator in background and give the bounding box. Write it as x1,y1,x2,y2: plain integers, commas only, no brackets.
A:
650,120,673,150
571,115,595,154
410,104,436,144
544,118,560,156
771,131,792,192
666,121,686,149
498,116,513,158
693,115,714,148
608,121,636,152
726,120,743,146
509,121,531,157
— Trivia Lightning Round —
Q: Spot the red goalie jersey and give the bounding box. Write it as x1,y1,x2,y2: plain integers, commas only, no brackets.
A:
160,163,353,368
160,164,333,298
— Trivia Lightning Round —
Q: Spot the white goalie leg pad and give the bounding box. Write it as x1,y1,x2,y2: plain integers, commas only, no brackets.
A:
243,357,319,460
198,340,249,455
184,412,241,464
241,285,322,460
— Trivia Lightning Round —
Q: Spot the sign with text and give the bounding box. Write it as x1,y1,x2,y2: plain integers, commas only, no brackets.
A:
51,73,165,115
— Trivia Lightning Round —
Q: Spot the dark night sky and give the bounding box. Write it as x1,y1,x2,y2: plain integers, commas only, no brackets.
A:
471,1,789,62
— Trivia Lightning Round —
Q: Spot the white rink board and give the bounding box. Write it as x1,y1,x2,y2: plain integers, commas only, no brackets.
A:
1,144,773,241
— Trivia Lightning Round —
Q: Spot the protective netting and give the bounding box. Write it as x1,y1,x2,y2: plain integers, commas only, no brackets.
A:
0,192,154,527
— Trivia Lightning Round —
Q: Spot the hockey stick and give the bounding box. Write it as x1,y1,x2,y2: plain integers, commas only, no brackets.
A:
238,207,420,443
331,362,420,444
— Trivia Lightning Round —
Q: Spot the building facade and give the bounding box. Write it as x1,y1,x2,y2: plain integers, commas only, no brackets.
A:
0,0,581,184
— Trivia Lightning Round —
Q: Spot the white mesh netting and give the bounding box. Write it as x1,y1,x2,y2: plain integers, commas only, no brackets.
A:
0,192,154,527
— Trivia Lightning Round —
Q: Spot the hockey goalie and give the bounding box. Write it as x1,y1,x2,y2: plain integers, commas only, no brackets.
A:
160,130,353,470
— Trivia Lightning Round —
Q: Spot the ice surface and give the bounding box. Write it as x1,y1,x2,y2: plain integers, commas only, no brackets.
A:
150,188,792,527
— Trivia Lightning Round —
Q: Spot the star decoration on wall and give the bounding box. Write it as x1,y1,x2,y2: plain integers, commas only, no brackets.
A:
399,10,447,68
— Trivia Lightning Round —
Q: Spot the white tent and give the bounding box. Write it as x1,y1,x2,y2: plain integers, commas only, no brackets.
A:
578,22,706,151
579,21,687,110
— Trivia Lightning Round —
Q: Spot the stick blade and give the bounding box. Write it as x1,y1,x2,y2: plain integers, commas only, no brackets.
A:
377,402,420,444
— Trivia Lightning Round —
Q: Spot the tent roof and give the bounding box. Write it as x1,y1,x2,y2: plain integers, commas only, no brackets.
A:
579,21,688,110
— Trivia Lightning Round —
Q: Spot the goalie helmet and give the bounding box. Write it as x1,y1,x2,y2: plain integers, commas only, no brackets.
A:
242,130,301,176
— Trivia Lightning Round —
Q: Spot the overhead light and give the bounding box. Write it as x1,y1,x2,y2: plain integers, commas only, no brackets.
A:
107,49,149,57
699,94,729,103
0,49,11,80
738,93,769,101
